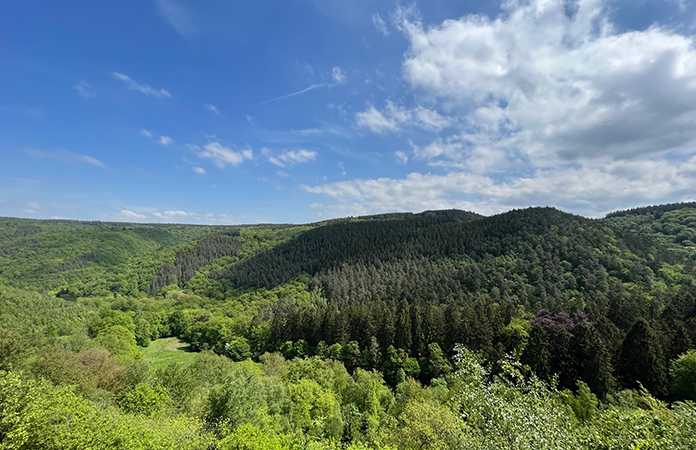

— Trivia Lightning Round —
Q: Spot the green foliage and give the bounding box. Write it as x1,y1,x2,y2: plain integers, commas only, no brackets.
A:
561,381,598,422
218,423,286,450
120,382,169,416
452,346,581,449
93,325,142,361
0,370,211,449
671,350,696,402
619,318,668,397
3,205,696,448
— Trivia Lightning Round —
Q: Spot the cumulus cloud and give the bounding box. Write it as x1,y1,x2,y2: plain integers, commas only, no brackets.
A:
113,72,172,98
152,210,189,219
355,107,399,134
197,142,253,168
372,13,389,36
304,171,492,216
26,149,108,169
73,81,96,99
398,0,696,165
355,101,453,134
158,136,174,145
269,149,318,168
192,167,206,175
308,0,696,218
304,157,696,218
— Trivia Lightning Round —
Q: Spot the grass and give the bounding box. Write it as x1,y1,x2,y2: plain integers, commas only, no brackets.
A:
143,337,197,370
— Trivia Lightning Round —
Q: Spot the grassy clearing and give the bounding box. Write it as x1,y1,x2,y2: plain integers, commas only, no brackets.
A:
142,337,197,369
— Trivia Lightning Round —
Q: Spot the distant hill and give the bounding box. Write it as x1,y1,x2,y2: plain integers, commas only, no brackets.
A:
603,202,696,259
2,203,695,306
1,203,696,402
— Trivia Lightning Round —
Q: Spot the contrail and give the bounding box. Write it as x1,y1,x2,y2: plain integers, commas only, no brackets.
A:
260,83,326,105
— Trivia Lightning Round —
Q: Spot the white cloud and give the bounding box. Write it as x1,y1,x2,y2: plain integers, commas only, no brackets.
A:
394,151,408,164
24,202,40,214
304,171,493,215
152,210,189,219
246,115,256,126
204,104,222,116
268,149,318,168
140,129,153,138
372,13,389,36
26,149,108,169
192,167,206,175
304,156,696,218
355,106,399,133
113,72,172,98
355,101,453,133
332,66,347,84
306,0,696,219
120,209,147,219
397,0,696,165
73,81,96,99
197,142,253,168
158,136,174,145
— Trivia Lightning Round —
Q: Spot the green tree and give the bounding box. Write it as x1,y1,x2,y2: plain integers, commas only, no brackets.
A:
120,382,169,416
218,423,285,450
619,318,668,397
93,325,142,361
561,381,598,422
423,343,452,382
521,324,551,380
670,349,696,402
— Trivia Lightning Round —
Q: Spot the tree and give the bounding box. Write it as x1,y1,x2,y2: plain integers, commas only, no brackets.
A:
522,324,551,380
120,383,169,416
670,349,696,402
93,325,142,361
225,337,252,361
572,322,614,398
218,423,285,450
619,318,668,397
390,402,463,450
561,381,598,422
423,343,452,382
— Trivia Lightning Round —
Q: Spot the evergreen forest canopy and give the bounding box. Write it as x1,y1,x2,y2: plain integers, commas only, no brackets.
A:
1,203,696,449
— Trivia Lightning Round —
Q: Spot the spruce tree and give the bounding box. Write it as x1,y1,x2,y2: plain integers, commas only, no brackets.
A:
619,318,668,397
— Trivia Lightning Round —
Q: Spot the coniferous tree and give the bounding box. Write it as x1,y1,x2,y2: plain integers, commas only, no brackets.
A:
394,300,412,352
619,318,668,397
522,324,551,380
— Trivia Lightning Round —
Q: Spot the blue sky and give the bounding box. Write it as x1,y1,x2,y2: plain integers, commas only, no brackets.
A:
2,0,696,224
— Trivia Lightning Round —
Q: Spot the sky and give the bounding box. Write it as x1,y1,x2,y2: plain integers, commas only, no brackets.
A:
2,0,696,224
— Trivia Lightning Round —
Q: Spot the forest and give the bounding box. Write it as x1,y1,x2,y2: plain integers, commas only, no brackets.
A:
0,203,695,449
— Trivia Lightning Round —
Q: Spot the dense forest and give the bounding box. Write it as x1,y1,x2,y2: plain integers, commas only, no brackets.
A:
0,205,695,449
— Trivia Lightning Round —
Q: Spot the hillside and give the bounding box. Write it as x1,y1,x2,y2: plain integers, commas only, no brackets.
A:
604,202,696,259
1,205,695,449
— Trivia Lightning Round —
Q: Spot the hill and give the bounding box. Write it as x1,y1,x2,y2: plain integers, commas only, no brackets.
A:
1,204,696,448
604,202,696,259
